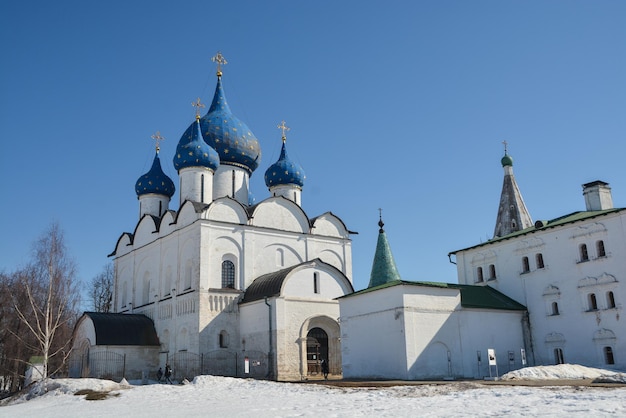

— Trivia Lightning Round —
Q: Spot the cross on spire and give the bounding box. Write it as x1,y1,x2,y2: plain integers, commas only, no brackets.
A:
277,120,290,142
151,131,165,153
192,97,205,118
211,51,228,77
502,140,509,154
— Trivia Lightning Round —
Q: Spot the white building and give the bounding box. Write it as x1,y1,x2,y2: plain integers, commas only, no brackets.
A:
339,217,529,380
449,152,625,371
71,55,354,381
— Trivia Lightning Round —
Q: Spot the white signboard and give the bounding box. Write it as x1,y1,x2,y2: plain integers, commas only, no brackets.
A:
488,348,497,366
521,348,527,366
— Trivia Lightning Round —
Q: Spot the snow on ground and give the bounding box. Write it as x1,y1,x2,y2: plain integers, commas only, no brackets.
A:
1,365,625,418
501,363,626,381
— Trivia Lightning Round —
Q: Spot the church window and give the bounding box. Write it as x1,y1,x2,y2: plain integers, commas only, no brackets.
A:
276,248,284,267
554,348,565,365
522,257,530,273
231,170,236,198
159,201,163,217
476,267,484,282
551,302,559,315
201,174,205,202
579,244,589,262
488,264,496,280
536,253,545,269
607,291,616,309
222,260,235,289
596,240,606,258
604,347,615,365
219,330,229,348
313,272,320,294
588,293,598,311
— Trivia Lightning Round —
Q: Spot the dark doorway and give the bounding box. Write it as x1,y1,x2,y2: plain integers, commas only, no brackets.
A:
306,327,328,375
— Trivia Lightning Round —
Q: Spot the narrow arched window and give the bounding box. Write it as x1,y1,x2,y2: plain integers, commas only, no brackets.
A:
588,293,598,311
489,264,496,280
596,240,606,258
607,291,616,309
201,174,205,202
219,330,229,348
536,253,544,269
313,272,320,294
604,347,615,365
580,244,589,262
522,257,530,273
221,260,235,289
477,267,484,282
551,302,559,315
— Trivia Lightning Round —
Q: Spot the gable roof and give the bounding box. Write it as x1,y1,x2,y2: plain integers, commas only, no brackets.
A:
241,258,354,304
449,208,626,255
82,312,160,346
341,280,526,311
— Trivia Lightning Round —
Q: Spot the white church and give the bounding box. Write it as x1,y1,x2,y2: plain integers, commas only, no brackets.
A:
71,53,625,382
71,53,354,381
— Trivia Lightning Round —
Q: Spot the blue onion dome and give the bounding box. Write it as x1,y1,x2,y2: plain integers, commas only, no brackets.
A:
181,75,261,174
135,151,176,197
264,136,305,188
173,115,220,172
501,152,513,167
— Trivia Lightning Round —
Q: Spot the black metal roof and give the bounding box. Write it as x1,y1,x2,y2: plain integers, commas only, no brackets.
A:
82,312,160,346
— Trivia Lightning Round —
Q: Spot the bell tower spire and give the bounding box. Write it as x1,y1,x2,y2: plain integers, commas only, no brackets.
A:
493,143,533,238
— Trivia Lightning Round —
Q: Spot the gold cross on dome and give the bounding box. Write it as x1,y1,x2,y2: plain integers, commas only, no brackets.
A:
151,131,165,152
192,97,205,118
502,140,509,154
277,120,290,142
211,51,228,76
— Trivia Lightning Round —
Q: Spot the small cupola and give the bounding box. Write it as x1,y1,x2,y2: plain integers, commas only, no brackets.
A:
135,132,175,218
264,121,306,205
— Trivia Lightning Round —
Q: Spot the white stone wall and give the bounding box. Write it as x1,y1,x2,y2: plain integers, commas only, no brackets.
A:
339,284,527,380
454,211,626,371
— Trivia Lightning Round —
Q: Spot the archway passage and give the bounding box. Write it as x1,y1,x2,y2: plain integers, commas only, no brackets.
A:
306,327,328,375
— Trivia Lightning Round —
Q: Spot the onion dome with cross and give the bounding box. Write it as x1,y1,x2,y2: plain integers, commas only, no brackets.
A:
135,132,176,197
179,52,261,175
264,121,305,188
173,103,220,172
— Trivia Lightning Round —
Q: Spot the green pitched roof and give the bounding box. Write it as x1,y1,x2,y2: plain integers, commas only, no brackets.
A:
368,220,402,288
450,208,626,255
343,280,526,311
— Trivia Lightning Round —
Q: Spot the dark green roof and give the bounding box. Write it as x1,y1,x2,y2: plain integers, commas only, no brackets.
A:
368,229,402,288
342,280,526,311
449,208,626,255
82,312,160,346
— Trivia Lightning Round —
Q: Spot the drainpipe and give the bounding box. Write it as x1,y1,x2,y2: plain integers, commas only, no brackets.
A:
264,297,274,380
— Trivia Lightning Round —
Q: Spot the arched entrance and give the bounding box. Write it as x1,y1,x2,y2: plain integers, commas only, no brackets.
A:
306,327,328,375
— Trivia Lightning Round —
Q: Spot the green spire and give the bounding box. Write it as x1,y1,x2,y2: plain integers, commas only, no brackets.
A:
367,212,402,288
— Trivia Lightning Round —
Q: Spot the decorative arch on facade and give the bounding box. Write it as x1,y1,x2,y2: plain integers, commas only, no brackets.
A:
298,315,341,377
251,197,310,233
310,212,351,239
204,197,249,224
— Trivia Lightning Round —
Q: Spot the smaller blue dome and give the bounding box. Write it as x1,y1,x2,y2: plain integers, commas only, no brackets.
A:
174,117,220,172
135,152,176,197
264,140,305,188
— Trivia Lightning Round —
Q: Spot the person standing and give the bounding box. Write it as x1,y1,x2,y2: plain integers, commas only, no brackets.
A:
320,358,329,380
164,364,173,384
156,367,163,382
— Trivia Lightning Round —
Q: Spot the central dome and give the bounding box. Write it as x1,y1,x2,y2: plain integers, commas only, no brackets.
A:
181,76,261,174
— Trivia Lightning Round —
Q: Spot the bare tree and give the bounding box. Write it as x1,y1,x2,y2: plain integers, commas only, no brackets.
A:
90,263,113,312
9,223,81,380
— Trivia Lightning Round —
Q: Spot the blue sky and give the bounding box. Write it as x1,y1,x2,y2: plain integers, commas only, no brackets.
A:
1,1,625,296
